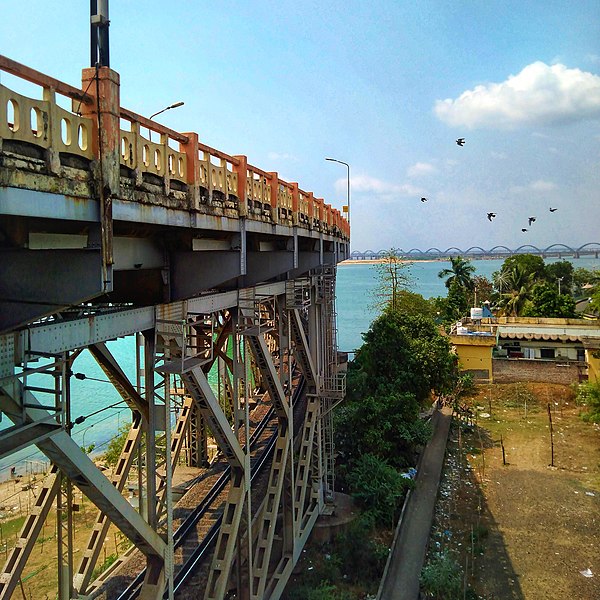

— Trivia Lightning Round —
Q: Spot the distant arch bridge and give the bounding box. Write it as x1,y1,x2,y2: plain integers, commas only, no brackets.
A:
349,243,600,261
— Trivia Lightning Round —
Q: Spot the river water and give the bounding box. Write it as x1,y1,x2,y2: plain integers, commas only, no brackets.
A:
3,257,598,477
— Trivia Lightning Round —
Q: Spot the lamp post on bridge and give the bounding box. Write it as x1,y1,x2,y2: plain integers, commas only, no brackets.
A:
149,101,185,121
325,157,351,237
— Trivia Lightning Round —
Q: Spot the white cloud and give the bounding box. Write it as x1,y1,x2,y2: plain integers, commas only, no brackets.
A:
434,62,600,129
510,179,558,194
407,162,436,178
336,175,422,199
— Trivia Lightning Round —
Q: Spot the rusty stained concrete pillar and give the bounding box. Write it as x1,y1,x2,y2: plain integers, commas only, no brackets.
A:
80,66,120,273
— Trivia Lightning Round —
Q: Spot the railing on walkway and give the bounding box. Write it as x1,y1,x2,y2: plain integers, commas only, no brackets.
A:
0,54,349,241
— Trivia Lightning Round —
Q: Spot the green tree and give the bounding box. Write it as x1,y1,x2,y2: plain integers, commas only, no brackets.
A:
373,248,413,312
573,267,600,299
388,289,438,320
354,312,457,401
496,254,546,281
522,282,576,318
438,256,475,291
497,264,535,316
345,453,413,527
335,390,431,468
472,274,494,305
544,260,574,295
432,280,469,326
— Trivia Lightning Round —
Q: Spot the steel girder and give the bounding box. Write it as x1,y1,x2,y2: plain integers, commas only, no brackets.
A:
0,383,166,559
0,272,341,600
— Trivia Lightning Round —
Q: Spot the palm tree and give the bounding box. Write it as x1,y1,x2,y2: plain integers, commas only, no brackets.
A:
497,264,535,316
438,256,475,291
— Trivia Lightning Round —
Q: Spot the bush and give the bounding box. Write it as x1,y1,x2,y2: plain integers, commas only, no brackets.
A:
576,382,600,423
345,454,413,527
420,551,463,599
335,517,389,585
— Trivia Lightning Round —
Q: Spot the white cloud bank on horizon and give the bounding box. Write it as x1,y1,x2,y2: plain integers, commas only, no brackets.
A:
335,174,423,200
434,62,600,129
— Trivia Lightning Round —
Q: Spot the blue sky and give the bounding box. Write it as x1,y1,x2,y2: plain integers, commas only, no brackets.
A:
1,1,599,252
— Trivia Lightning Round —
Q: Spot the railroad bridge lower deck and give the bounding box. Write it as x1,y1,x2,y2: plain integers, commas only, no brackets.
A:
0,55,348,599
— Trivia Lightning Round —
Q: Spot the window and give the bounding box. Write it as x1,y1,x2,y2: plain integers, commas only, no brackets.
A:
540,348,555,359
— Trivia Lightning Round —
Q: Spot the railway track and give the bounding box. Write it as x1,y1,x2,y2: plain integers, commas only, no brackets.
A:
107,377,306,600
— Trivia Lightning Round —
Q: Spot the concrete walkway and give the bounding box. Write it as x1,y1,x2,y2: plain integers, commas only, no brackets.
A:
378,407,452,600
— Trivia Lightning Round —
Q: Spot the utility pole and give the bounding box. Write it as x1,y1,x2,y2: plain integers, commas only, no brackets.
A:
91,0,110,67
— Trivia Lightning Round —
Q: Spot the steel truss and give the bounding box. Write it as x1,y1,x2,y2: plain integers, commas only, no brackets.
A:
0,272,344,599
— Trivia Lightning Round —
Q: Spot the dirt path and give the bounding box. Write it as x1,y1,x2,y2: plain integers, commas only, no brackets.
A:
428,383,600,600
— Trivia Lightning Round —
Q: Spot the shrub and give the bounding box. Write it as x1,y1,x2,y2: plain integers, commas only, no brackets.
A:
576,382,600,423
420,551,463,599
345,453,413,527
335,517,389,585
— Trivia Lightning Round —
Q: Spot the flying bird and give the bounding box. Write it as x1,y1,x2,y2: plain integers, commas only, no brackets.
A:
521,228,528,232
456,138,465,146
528,216,536,226
420,197,427,202
549,207,558,212
487,212,496,221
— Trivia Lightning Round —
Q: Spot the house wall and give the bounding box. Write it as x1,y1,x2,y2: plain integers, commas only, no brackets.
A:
499,340,583,361
450,335,495,382
493,358,586,385
585,349,600,384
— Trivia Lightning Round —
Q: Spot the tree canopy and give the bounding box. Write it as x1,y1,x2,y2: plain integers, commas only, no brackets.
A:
438,256,475,291
522,282,576,318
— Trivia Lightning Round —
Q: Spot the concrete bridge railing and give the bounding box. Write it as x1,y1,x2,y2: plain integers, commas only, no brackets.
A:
0,55,349,241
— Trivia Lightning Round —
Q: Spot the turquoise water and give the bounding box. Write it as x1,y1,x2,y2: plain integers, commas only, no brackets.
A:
337,257,599,353
3,256,598,477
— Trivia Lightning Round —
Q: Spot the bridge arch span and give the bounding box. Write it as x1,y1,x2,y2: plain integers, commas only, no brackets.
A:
444,247,464,255
543,243,575,253
424,247,443,254
464,246,487,254
514,244,542,254
576,242,600,252
488,245,512,254
405,248,425,255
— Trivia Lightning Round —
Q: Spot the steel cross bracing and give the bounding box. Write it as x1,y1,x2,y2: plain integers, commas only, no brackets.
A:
0,274,344,600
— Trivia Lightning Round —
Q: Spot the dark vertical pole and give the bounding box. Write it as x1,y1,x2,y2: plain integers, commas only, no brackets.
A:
91,0,110,67
547,403,554,467
90,0,97,67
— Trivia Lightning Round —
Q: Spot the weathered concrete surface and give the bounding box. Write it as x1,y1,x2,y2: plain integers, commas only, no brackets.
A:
378,407,452,600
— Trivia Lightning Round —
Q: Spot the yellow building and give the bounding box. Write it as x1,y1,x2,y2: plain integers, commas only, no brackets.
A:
450,318,600,385
450,334,496,382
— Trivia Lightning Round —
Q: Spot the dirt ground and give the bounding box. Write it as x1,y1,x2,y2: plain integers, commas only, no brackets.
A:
429,382,600,600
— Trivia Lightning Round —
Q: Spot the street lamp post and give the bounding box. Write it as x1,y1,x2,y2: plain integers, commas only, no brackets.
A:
325,157,350,228
149,101,185,121
557,277,564,295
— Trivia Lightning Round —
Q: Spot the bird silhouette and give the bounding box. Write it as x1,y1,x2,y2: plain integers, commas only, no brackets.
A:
528,216,536,226
487,212,496,221
549,207,558,212
420,197,427,202
521,228,528,232
456,138,465,146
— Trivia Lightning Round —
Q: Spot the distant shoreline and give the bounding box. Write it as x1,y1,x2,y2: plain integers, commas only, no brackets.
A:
339,258,443,265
